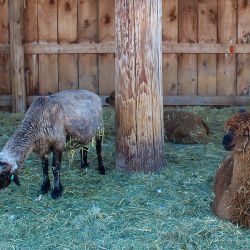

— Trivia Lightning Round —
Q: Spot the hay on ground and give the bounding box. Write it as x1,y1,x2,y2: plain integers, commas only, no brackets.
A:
0,106,249,249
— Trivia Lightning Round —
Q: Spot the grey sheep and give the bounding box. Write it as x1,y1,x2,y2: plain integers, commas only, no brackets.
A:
0,90,105,198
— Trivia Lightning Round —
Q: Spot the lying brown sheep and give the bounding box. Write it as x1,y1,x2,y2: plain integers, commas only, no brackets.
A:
212,112,250,227
106,91,210,144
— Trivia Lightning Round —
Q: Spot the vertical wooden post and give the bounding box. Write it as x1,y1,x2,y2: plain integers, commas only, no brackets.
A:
9,0,26,112
115,0,164,173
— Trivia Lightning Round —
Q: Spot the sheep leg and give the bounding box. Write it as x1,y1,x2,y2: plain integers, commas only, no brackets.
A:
51,149,63,199
96,135,105,175
80,146,89,168
40,156,51,194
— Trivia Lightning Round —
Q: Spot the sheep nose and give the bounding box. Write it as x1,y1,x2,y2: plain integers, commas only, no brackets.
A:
222,133,234,149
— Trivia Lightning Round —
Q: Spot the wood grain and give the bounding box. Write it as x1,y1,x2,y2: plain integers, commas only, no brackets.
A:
38,0,58,95
58,0,78,91
0,0,10,98
217,0,237,96
78,0,98,93
178,0,198,95
237,1,250,96
24,0,38,96
9,0,26,112
198,0,217,96
116,0,164,172
98,0,115,95
162,0,178,95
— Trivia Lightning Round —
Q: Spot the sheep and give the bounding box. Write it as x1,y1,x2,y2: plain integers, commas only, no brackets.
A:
212,112,250,227
0,90,105,199
106,90,210,144
212,153,233,213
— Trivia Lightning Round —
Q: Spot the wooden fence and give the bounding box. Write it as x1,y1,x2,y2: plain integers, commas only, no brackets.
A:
1,0,250,111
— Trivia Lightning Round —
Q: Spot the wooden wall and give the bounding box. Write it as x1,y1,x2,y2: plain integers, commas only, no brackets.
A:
1,0,250,110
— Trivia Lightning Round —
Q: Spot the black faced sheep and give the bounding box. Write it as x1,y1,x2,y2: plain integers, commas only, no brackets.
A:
106,90,210,144
212,112,250,227
0,90,105,199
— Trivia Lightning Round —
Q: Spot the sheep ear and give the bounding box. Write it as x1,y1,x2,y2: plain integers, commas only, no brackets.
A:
11,173,20,186
239,108,246,113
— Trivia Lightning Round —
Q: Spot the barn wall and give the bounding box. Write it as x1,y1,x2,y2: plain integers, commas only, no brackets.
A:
1,0,250,110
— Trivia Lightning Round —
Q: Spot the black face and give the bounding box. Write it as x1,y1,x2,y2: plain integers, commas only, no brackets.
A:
0,173,11,189
105,93,115,107
0,172,20,189
222,130,235,151
105,96,112,105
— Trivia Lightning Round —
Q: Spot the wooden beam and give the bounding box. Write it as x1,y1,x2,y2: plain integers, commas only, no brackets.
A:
115,0,164,173
0,95,12,107
26,95,110,106
163,43,249,54
0,44,9,53
3,42,250,54
9,0,26,112
163,96,250,106
24,42,115,54
1,95,250,107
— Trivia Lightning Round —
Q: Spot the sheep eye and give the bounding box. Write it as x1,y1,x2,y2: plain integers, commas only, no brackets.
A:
244,129,250,137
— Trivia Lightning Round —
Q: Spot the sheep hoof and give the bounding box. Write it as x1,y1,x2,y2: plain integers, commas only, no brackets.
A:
81,162,89,168
40,181,51,194
98,166,105,175
51,188,62,199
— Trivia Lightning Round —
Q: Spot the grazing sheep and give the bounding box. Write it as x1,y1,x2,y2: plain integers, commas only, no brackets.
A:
212,112,250,227
106,90,210,144
0,90,105,199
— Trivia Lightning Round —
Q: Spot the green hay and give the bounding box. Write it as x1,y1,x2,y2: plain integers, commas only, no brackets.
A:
0,106,250,249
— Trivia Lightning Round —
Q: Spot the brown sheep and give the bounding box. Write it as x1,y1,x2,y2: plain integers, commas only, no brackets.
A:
106,91,210,144
212,154,233,213
212,112,250,227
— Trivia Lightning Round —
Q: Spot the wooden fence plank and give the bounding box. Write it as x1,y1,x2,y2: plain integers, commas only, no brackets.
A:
24,0,38,43
0,0,9,44
58,54,78,91
39,54,58,95
58,0,77,43
24,55,39,95
78,0,98,93
0,54,10,95
9,0,26,112
178,0,198,95
38,0,58,95
38,0,57,42
58,0,78,91
217,0,237,96
162,0,178,95
198,0,217,96
98,0,115,95
237,0,250,96
0,0,10,98
24,0,38,96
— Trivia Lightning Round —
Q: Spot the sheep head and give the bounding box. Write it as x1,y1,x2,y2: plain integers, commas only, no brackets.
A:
222,112,250,153
0,161,20,189
105,90,115,108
